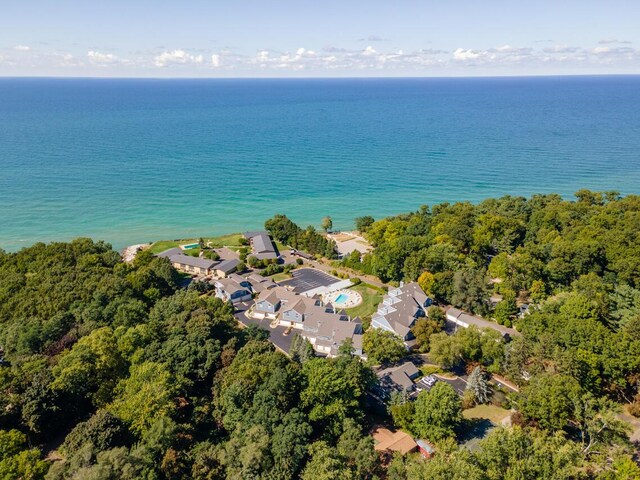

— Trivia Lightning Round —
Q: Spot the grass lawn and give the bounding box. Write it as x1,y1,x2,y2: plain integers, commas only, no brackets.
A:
274,241,288,253
148,233,244,254
344,283,384,320
270,272,292,282
463,404,511,424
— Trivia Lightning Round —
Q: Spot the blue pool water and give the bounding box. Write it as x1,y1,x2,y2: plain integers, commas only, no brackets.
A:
334,294,349,304
1,76,640,251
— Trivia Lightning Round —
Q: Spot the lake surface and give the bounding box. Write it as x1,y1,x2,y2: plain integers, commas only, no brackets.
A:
1,76,639,252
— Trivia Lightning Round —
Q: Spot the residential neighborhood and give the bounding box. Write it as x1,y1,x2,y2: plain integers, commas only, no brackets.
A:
370,281,433,345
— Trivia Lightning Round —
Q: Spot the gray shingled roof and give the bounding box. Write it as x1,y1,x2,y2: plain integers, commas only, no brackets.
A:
157,247,183,258
215,258,239,273
244,231,277,259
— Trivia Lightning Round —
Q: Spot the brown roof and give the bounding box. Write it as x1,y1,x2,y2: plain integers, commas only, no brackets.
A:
373,428,417,455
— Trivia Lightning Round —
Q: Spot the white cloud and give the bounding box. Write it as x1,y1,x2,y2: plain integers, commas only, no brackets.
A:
87,50,121,65
363,46,377,56
211,54,221,67
154,49,204,67
13,45,31,51
453,48,480,60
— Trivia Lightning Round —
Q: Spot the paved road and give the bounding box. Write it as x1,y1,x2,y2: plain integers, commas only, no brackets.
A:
233,302,294,354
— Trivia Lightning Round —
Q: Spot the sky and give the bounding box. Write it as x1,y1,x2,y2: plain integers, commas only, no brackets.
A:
1,0,639,77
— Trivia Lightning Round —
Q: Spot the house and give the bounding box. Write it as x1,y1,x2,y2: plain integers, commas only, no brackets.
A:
377,361,421,396
246,273,277,293
253,287,301,320
157,248,219,276
213,258,239,278
301,315,363,357
244,231,278,261
373,428,417,455
416,439,436,458
446,307,518,340
214,277,253,304
370,282,432,342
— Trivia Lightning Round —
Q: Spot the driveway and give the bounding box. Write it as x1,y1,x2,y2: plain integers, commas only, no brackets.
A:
434,374,468,396
277,268,341,293
234,303,294,354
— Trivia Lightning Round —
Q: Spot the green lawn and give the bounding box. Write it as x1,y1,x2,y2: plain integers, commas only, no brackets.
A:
344,283,384,321
270,272,292,282
462,404,511,424
148,233,244,254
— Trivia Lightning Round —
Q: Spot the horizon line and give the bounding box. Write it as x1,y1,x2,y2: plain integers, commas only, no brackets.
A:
1,72,639,81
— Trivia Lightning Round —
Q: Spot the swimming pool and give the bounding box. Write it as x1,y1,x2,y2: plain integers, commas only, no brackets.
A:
334,293,348,304
182,243,199,250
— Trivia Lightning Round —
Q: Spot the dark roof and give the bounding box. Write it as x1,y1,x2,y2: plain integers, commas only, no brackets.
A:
215,258,239,273
244,231,278,259
157,248,217,270
446,307,519,337
377,362,420,391
157,247,183,258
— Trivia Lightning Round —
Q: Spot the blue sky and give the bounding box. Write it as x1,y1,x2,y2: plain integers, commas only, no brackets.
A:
1,0,639,77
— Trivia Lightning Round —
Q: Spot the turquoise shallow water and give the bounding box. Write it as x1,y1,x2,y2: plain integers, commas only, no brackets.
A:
1,76,640,252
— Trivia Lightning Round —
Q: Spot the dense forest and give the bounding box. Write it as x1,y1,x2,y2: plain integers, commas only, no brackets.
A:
1,191,639,479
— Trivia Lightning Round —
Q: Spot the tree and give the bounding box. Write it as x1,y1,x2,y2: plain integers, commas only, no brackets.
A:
322,216,333,233
417,271,436,297
289,334,315,363
362,328,406,365
518,374,582,431
475,426,582,479
389,391,415,432
301,441,348,480
60,410,130,456
107,362,176,436
412,382,463,441
301,356,373,433
493,291,517,326
466,366,491,404
0,429,48,480
411,317,442,352
451,268,489,315
355,216,375,233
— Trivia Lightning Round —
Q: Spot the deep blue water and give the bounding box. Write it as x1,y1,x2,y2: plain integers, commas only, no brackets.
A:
1,76,639,251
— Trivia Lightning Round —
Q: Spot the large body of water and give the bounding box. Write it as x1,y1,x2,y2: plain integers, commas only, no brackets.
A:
1,76,640,252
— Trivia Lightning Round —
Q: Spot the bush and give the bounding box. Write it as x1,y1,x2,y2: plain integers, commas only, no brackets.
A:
203,250,220,261
462,389,476,409
351,277,361,286
261,263,285,276
296,258,304,266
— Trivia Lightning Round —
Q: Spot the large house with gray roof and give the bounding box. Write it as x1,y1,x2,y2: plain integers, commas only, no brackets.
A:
214,273,277,305
244,231,278,261
251,286,363,357
370,282,432,342
446,307,518,340
157,248,239,278
157,248,219,276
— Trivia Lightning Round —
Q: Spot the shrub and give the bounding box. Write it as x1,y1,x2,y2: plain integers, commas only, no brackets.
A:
296,258,304,266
